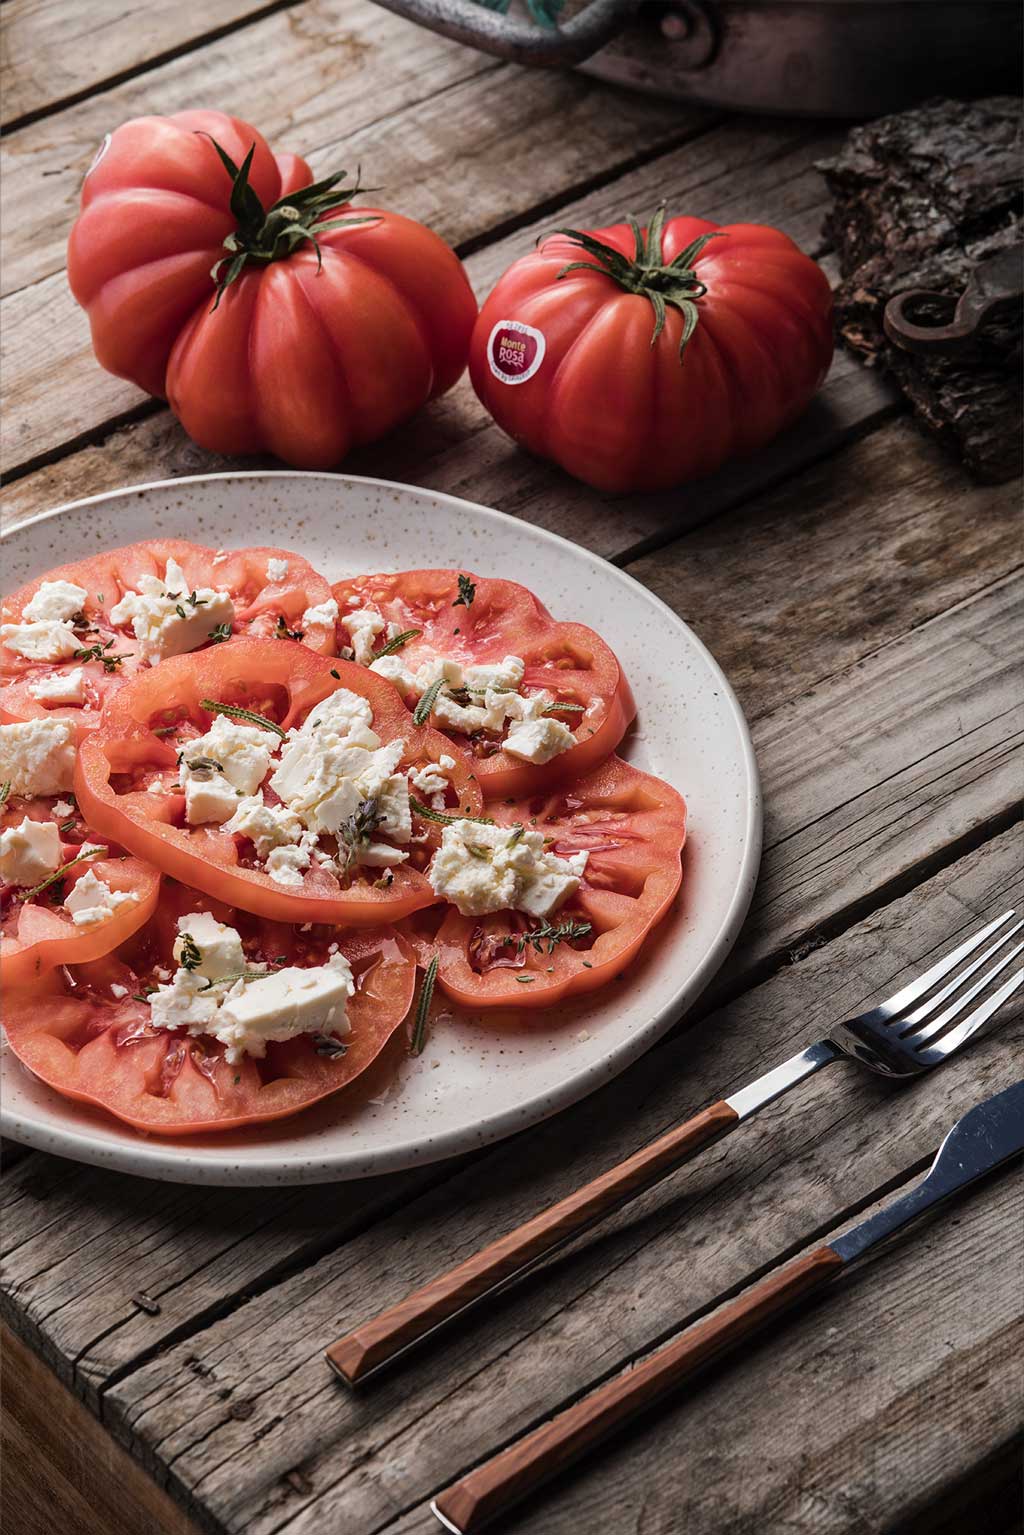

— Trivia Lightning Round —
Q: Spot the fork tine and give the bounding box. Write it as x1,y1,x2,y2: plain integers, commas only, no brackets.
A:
909,940,1024,1046
899,918,1024,1033
882,909,1017,1017
920,964,1024,1058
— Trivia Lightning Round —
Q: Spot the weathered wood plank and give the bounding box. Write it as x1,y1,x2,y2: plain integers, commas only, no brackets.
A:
1,1323,201,1535
97,828,1022,1534
624,415,1024,721
383,1172,1024,1535
1,0,274,127
2,498,1019,1417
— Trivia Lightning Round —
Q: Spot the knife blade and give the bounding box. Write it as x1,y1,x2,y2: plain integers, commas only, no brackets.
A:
832,1078,1024,1263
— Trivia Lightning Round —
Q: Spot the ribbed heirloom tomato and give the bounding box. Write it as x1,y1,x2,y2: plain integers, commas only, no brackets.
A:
68,110,477,465
470,211,834,493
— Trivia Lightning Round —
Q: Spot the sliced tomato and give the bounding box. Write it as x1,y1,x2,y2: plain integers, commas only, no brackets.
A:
1,793,160,986
3,887,416,1134
1,537,336,733
331,569,635,797
409,754,685,1007
75,638,483,924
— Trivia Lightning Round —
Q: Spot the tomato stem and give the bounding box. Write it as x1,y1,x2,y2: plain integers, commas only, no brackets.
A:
199,135,381,310
551,205,723,359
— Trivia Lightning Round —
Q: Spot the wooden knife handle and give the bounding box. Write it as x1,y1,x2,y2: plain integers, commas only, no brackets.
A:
326,1099,739,1385
431,1245,846,1534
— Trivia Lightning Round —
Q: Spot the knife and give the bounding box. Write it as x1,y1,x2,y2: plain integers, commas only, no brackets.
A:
431,1080,1024,1535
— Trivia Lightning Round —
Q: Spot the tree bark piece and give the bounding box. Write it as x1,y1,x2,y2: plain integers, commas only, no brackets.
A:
819,96,1022,483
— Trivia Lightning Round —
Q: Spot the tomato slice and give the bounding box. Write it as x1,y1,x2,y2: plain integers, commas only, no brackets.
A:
330,569,635,797
3,886,416,1134
75,638,483,924
1,537,336,734
407,754,686,1007
1,793,160,986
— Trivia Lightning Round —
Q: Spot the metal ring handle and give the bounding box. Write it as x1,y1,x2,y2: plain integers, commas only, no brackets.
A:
371,0,636,67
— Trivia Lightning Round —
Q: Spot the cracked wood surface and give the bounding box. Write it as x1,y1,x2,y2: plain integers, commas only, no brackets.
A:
2,6,1022,1534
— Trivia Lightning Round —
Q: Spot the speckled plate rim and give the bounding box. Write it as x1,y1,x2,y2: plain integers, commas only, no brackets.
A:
0,471,761,1184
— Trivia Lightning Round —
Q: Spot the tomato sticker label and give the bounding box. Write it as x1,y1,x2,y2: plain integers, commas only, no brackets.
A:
487,320,546,385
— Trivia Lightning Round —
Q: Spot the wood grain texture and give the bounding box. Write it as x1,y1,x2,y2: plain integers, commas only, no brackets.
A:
397,1168,1024,1535
432,1246,846,1534
87,829,1021,1535
1,0,277,127
326,1100,739,1386
1,1322,201,1535
2,524,1019,1417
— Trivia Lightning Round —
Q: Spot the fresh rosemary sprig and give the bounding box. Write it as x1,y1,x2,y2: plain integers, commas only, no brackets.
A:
0,781,9,807
409,955,439,1056
199,968,269,991
373,627,421,659
412,676,446,726
409,797,493,828
543,702,585,713
20,843,108,903
199,698,286,738
452,573,476,609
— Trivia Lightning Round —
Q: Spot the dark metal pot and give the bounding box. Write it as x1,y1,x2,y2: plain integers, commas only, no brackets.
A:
372,0,1021,116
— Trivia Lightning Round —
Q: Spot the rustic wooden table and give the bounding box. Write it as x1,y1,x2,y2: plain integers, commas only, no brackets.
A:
2,5,1022,1534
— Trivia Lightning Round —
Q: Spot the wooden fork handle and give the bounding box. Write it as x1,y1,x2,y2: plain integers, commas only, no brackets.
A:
326,1099,739,1386
431,1245,846,1534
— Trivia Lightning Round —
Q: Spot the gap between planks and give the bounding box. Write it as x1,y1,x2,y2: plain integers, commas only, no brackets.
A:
86,826,1022,1535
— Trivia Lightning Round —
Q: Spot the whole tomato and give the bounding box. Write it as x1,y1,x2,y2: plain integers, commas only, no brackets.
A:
469,211,834,493
68,110,477,466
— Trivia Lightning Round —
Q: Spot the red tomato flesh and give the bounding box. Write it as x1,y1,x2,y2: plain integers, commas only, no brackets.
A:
75,639,483,925
1,793,160,987
1,537,336,734
3,885,416,1134
331,569,635,798
406,754,686,1008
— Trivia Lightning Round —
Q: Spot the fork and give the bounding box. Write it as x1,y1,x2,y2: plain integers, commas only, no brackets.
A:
326,908,1024,1386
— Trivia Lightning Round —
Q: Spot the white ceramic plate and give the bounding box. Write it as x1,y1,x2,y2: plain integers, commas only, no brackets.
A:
1,473,760,1184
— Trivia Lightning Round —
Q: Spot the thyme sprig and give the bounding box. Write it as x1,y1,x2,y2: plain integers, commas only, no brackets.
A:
409,955,439,1056
452,573,476,609
338,797,385,875
199,698,286,738
74,638,123,672
517,917,593,955
208,622,233,644
0,781,9,808
179,933,203,971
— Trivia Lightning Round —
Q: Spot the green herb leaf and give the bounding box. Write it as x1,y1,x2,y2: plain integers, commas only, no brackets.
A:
313,1034,349,1058
409,797,493,828
179,933,203,971
452,573,476,609
372,627,421,659
208,622,232,645
20,843,108,903
409,955,439,1056
274,615,304,642
199,698,286,738
412,676,446,726
338,797,385,876
517,917,592,956
0,781,10,807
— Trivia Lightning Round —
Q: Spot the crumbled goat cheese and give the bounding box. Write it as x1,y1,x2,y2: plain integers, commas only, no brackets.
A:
1,620,80,663
22,580,89,623
28,667,86,706
63,868,137,926
0,817,61,886
429,821,588,918
0,718,76,797
266,558,290,582
108,556,234,664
